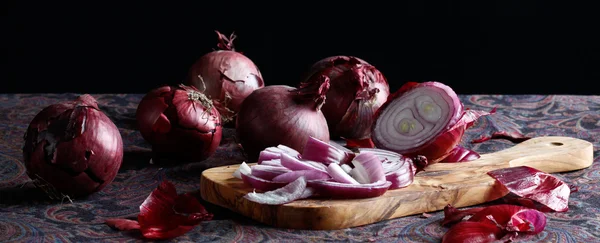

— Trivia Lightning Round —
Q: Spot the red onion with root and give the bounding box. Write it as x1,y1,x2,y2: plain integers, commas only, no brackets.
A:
186,31,264,124
136,84,222,164
235,76,331,162
302,56,389,140
22,95,123,198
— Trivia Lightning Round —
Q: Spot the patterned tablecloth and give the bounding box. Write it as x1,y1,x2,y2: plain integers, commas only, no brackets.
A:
0,93,598,243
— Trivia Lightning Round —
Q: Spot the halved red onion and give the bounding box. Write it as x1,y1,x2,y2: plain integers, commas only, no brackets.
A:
271,170,331,183
244,177,309,205
250,165,292,180
280,153,327,172
308,180,391,199
240,171,287,192
371,81,491,164
327,163,359,184
350,152,385,184
440,145,481,162
232,162,251,179
301,136,354,165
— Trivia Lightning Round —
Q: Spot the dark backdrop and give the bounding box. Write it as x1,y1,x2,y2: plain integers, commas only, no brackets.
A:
2,2,599,95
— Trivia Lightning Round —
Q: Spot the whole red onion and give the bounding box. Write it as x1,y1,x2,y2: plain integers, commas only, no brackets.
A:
136,84,222,164
302,56,390,140
186,31,264,124
236,76,331,162
22,95,123,198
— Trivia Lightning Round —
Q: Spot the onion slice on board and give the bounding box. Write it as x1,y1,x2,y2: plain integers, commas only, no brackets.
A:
244,177,310,205
351,152,386,184
232,162,251,179
301,136,355,165
327,163,360,184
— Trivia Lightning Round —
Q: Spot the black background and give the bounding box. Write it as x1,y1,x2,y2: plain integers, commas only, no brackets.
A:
2,2,599,95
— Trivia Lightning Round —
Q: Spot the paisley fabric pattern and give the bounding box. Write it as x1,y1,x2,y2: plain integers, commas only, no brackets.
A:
1,93,598,242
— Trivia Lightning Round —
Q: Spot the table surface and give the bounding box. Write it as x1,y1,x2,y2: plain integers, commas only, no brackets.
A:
1,93,598,243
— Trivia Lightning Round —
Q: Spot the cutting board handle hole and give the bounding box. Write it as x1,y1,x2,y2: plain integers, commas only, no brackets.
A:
550,142,564,146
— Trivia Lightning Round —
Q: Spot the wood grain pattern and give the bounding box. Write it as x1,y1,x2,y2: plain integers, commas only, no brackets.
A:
200,136,594,230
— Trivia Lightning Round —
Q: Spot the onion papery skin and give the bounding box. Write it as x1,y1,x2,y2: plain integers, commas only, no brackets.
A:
302,56,390,140
136,85,222,164
236,78,330,162
22,94,124,198
371,81,465,164
186,31,264,124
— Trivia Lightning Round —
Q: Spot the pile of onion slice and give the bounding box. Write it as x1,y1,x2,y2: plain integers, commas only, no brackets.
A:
371,81,492,164
232,137,418,205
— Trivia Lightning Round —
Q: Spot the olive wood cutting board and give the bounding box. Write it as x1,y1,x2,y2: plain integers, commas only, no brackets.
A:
200,136,594,230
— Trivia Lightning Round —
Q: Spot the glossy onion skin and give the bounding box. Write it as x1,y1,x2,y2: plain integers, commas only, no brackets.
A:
303,56,389,140
22,95,124,197
186,32,264,123
136,85,222,164
236,85,330,162
371,81,464,164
